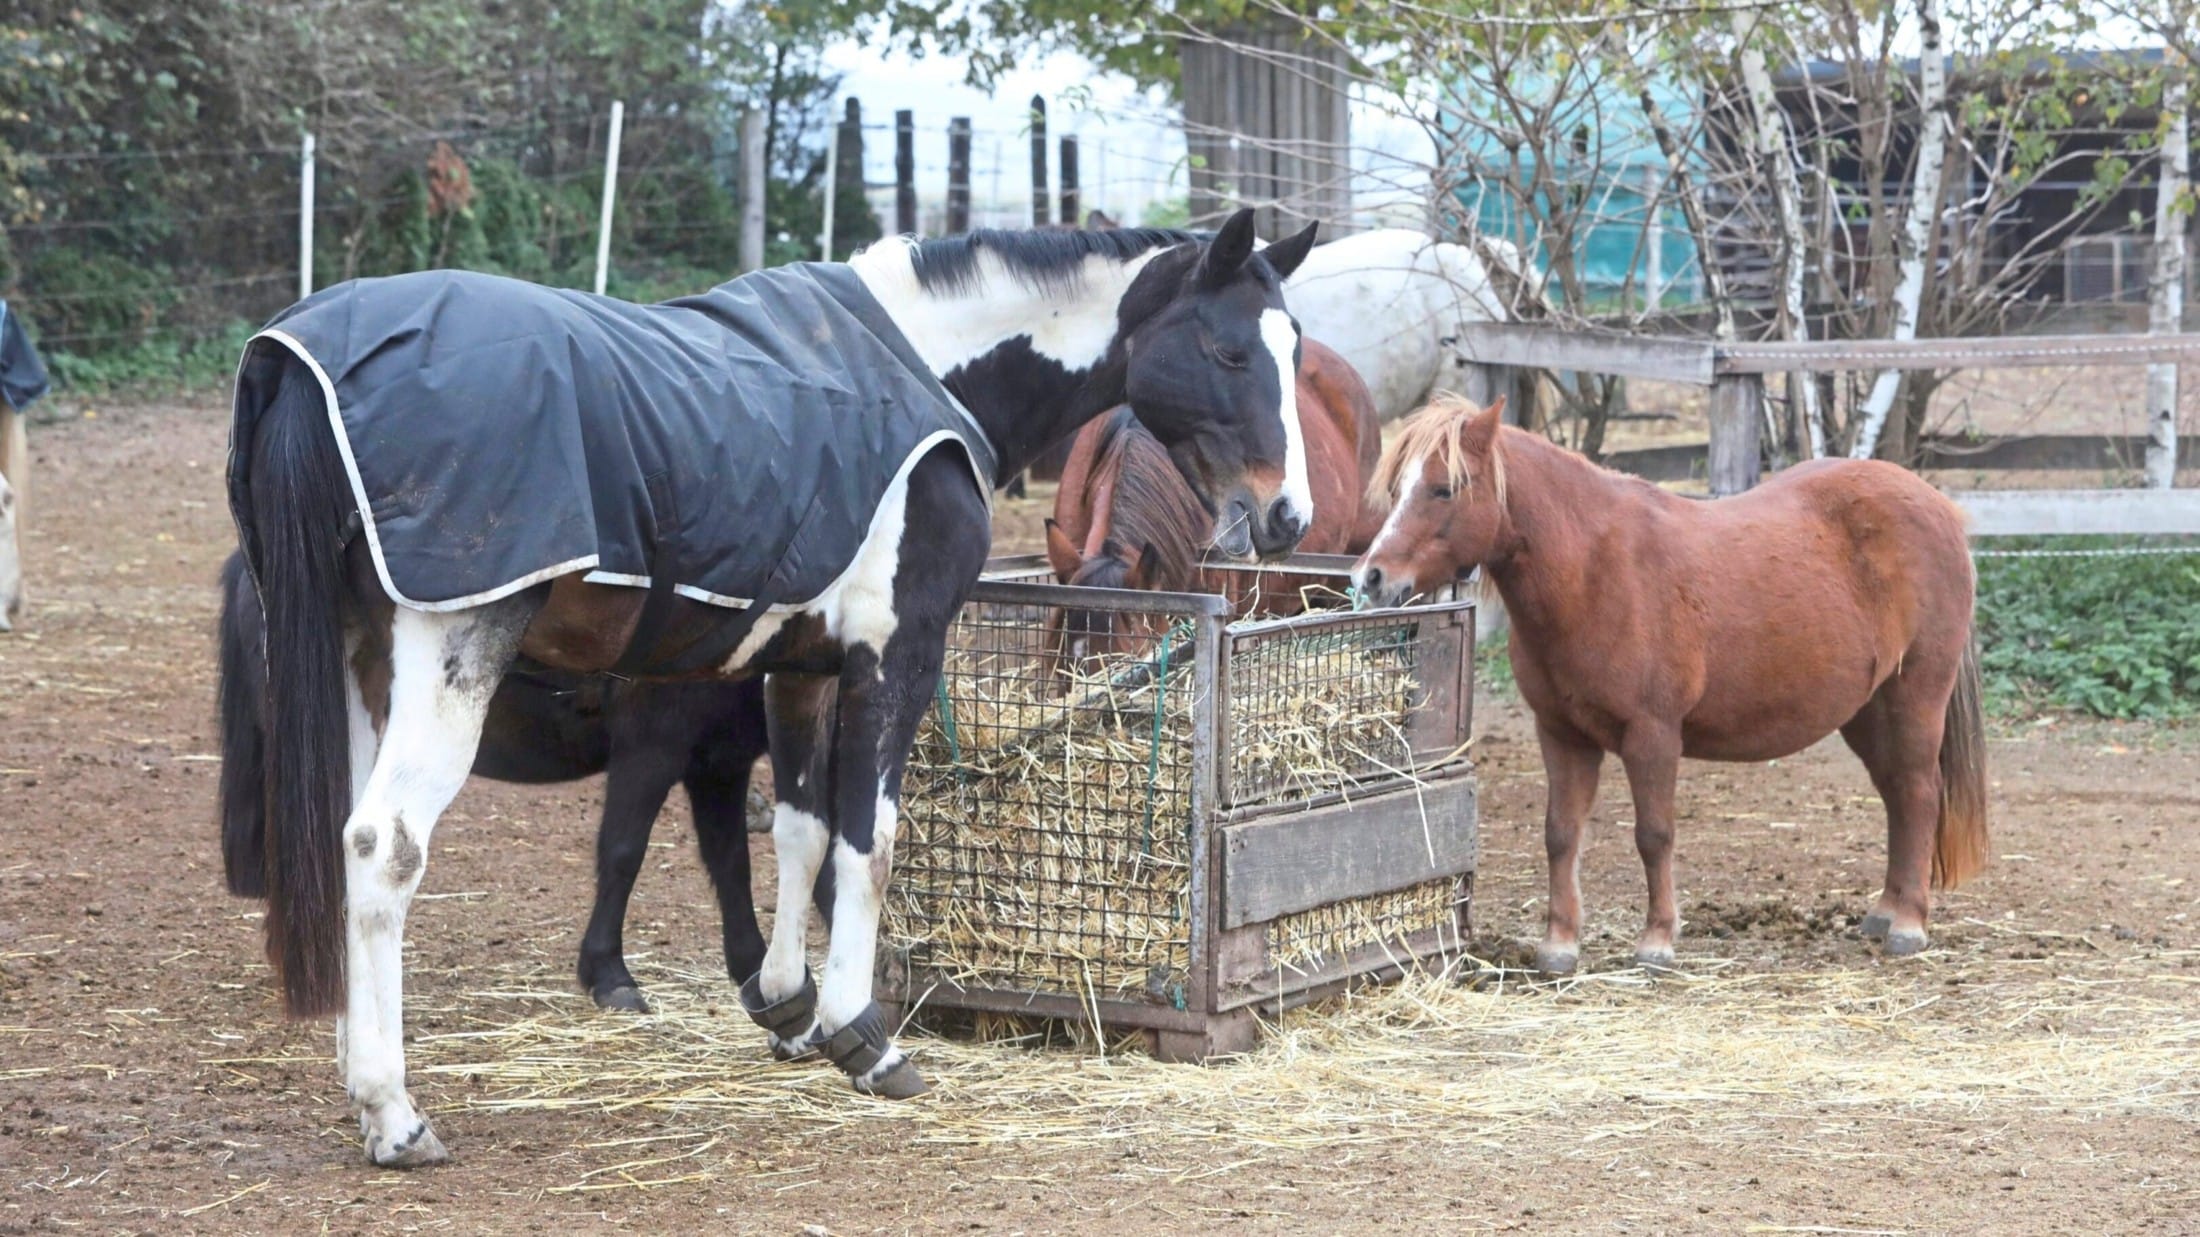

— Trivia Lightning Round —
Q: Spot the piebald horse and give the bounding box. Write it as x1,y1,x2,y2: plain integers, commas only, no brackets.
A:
217,552,808,1014
231,211,1320,1166
1354,396,1988,973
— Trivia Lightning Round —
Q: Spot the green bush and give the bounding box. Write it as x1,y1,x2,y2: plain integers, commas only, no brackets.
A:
18,246,178,348
42,318,258,393
1975,538,2200,719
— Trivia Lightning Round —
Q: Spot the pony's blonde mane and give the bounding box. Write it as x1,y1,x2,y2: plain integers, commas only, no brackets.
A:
1370,392,1507,508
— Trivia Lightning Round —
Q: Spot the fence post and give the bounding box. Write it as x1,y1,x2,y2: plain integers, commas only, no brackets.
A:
593,100,625,296
298,131,316,300
895,108,917,236
1463,365,1517,424
738,106,766,273
1059,135,1080,226
2147,66,2188,489
946,117,972,235
1029,95,1050,226
1709,374,1764,496
814,105,836,259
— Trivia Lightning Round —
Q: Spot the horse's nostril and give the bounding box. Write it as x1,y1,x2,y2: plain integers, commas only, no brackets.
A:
1360,566,1384,598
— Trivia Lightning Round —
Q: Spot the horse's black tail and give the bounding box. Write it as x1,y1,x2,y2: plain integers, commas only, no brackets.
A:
240,357,356,1018
216,551,269,898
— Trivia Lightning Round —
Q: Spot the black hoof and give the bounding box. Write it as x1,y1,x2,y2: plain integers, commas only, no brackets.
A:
856,1058,931,1100
1535,943,1579,977
1860,911,1894,941
592,984,650,1014
1634,945,1677,973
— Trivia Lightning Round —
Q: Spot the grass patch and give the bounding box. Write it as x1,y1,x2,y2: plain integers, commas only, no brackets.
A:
1974,538,2200,720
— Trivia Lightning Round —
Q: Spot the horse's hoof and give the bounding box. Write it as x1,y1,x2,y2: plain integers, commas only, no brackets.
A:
1860,911,1894,941
855,1058,931,1100
1882,928,1930,957
1534,943,1579,977
592,984,650,1014
769,1026,823,1061
365,1117,448,1169
1634,945,1677,973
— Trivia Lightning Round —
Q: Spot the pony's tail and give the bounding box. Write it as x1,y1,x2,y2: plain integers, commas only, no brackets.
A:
1933,636,1990,889
242,358,356,1018
217,552,269,898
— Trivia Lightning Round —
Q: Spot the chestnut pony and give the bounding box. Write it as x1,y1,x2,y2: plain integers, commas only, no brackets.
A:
1043,337,1383,665
1354,395,1988,971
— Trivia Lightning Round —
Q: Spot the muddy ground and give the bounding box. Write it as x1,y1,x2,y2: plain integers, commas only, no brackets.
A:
2,397,2196,1234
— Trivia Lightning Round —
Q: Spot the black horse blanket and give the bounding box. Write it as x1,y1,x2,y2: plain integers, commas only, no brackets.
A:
0,300,51,411
231,265,994,639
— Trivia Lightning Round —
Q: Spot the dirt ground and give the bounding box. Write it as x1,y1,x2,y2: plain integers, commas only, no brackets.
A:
3,396,2197,1235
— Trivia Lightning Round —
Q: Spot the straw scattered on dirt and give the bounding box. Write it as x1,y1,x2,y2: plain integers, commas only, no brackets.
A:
357,942,2200,1185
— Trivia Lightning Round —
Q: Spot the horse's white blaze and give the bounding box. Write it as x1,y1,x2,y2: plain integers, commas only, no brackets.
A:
1260,309,1313,528
848,238,1159,380
1355,451,1428,596
0,472,19,631
340,605,510,1161
762,803,829,1005
817,785,900,1033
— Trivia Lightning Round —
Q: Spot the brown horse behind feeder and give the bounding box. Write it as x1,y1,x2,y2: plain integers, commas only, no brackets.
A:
1043,337,1384,667
1353,395,1989,971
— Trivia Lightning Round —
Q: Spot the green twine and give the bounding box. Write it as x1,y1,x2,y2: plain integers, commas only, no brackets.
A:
933,674,962,784
1140,625,1176,855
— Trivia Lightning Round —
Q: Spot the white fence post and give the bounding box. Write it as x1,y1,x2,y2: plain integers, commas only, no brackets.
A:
298,131,316,301
738,106,767,274
2148,69,2188,490
820,112,842,262
594,100,625,297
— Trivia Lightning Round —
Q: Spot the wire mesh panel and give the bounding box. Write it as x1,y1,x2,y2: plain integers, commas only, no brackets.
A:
886,559,1478,1033
889,584,1215,1003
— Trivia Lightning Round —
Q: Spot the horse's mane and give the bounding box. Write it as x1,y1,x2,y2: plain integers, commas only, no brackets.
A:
1372,392,1507,508
1075,407,1208,591
906,228,1197,297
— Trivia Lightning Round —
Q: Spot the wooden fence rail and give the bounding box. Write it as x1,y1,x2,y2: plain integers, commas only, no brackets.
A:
1451,323,2200,534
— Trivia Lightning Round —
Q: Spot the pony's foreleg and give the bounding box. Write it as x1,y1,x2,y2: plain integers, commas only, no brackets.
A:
747,673,837,1059
1618,726,1685,971
576,745,685,1012
1535,723,1603,977
808,635,938,1099
341,601,530,1168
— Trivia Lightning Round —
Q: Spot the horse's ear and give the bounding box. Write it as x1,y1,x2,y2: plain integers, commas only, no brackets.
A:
1465,397,1505,453
1263,221,1320,281
1199,208,1259,287
1122,541,1160,590
1086,209,1118,230
1044,519,1080,583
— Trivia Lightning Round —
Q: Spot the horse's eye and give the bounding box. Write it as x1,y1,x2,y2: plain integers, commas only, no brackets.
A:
1212,344,1249,369
1430,485,1454,501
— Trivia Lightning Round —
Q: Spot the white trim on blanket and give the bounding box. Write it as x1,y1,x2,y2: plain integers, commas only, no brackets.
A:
251,329,993,614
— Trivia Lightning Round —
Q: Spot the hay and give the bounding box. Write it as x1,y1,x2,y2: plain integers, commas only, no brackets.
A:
401,948,2200,1175
886,607,1434,1001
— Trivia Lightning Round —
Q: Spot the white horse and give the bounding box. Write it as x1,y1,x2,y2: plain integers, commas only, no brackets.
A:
0,470,19,632
1282,228,1531,424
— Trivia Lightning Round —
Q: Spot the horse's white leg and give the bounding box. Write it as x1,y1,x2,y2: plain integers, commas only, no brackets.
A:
746,673,835,1058
341,601,528,1167
332,628,382,1086
807,634,942,1099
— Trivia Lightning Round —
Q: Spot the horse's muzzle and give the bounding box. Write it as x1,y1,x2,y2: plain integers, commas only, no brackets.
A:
1352,563,1414,610
1251,495,1308,560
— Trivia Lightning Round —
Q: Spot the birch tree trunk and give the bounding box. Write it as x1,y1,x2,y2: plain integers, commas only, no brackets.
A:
1639,90,1735,342
2147,67,2189,490
1733,10,1825,458
1850,0,1949,460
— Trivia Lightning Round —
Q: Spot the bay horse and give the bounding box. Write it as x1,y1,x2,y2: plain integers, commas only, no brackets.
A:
230,209,1320,1166
216,552,827,1014
1353,395,1988,973
1041,337,1383,666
